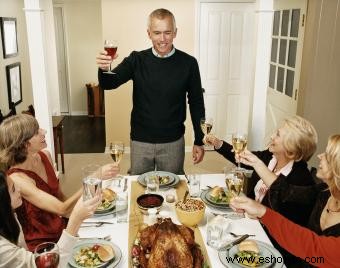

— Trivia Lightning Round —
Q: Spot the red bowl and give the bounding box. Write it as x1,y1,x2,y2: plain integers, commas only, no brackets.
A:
136,194,164,212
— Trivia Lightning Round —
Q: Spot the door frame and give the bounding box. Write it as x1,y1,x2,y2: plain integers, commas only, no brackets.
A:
53,4,71,115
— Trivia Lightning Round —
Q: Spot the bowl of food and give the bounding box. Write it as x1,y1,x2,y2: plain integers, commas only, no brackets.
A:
136,194,164,214
175,198,206,227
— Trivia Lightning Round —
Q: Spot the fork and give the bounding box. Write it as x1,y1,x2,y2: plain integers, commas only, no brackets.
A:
80,221,113,228
79,235,111,241
229,232,255,238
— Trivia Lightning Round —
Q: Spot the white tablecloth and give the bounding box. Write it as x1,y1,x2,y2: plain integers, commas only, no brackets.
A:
78,174,274,268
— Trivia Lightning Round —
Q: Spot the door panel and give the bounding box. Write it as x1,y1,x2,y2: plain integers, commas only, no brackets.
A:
199,2,255,142
265,0,306,140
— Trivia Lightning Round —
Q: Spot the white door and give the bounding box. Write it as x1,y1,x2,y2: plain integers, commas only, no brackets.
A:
265,0,307,140
53,6,70,114
199,2,256,143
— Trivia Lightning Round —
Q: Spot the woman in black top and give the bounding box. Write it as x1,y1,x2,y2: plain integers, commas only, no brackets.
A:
206,116,318,266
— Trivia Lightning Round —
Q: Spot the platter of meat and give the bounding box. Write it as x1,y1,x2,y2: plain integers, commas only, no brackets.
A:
131,218,207,268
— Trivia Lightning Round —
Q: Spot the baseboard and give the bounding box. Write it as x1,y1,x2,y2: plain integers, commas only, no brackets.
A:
70,111,88,116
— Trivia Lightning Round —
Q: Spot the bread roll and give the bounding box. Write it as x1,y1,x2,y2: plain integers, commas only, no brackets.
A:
97,244,115,262
102,188,116,202
209,186,223,198
238,240,259,254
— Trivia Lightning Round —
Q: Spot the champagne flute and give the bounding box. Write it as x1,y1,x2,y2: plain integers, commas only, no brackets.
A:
104,40,118,74
225,172,244,197
200,117,213,144
110,141,124,165
232,133,248,171
34,242,59,268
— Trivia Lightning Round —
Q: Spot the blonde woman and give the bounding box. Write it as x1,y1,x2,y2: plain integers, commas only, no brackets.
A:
230,134,340,268
206,116,317,266
0,114,119,251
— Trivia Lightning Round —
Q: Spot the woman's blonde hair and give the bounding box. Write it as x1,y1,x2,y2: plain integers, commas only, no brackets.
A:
281,115,318,161
325,134,340,193
0,114,39,167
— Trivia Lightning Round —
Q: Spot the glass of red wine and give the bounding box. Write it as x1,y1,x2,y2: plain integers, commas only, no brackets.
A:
104,39,118,74
34,242,60,268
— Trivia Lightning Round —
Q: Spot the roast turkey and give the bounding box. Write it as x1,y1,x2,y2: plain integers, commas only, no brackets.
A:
134,218,204,268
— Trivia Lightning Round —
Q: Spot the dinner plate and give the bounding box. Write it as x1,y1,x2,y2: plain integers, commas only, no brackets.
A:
68,239,122,268
205,187,230,206
95,201,115,215
137,171,180,188
92,204,126,217
218,240,284,268
200,189,232,211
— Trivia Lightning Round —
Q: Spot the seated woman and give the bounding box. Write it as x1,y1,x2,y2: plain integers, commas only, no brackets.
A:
206,116,318,266
206,116,317,225
0,170,100,267
0,114,119,251
230,134,340,268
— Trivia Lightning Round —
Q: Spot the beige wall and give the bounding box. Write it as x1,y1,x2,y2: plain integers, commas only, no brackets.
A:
54,0,102,114
101,0,196,147
298,0,340,167
0,0,33,114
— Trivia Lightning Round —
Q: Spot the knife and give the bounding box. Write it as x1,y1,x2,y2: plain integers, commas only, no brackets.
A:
219,234,250,251
123,177,128,192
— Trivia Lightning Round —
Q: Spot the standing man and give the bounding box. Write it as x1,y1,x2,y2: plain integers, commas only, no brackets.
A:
96,8,205,175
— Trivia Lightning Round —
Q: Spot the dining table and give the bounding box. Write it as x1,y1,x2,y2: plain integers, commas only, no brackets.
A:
76,173,280,268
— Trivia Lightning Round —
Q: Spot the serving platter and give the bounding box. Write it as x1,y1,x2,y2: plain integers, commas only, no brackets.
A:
68,239,122,268
218,240,283,268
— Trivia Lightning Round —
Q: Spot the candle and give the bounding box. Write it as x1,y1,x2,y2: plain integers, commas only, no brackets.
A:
166,194,175,203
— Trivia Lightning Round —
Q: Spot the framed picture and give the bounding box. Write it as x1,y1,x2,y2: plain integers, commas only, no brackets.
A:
0,17,18,58
6,62,22,106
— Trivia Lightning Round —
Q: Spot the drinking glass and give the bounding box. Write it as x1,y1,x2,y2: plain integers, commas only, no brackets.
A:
82,164,102,201
146,172,160,193
206,215,229,249
34,242,59,268
104,40,118,74
116,191,128,223
231,133,248,170
200,117,213,144
225,171,244,197
188,174,201,197
110,141,124,165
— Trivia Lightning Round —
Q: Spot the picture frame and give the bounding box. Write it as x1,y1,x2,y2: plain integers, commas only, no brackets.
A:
0,17,18,58
6,62,22,106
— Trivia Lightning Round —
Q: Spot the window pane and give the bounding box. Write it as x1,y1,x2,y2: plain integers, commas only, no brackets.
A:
290,9,300,37
273,11,280,36
271,38,278,63
286,70,294,97
279,39,287,65
281,10,290,36
269,64,276,89
277,67,284,92
288,40,297,67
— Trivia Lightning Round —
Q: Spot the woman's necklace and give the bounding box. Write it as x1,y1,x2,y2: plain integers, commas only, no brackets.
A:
326,197,340,213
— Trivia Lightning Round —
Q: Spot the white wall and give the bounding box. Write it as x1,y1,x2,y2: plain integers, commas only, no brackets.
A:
0,0,33,114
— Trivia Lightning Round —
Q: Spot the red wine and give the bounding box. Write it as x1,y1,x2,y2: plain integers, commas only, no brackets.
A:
35,252,59,268
104,46,117,59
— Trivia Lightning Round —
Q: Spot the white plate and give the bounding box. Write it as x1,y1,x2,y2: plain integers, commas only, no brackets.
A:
218,240,284,268
68,239,122,268
137,171,180,188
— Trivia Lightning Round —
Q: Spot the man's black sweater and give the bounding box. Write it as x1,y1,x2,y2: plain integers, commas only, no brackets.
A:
98,48,205,145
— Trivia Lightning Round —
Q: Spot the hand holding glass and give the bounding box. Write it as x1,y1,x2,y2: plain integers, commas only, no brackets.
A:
104,40,118,74
232,133,248,170
200,117,213,144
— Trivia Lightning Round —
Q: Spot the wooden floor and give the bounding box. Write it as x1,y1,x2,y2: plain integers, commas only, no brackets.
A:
63,116,105,153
